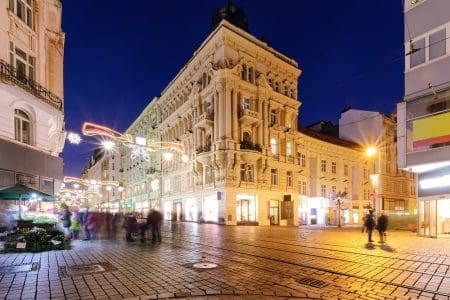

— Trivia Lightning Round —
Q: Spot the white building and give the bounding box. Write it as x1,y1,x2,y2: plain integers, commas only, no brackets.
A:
0,0,65,194
397,0,450,238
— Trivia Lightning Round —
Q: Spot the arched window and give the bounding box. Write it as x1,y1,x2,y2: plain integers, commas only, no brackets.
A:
284,85,289,96
243,131,252,143
275,81,280,92
14,109,31,145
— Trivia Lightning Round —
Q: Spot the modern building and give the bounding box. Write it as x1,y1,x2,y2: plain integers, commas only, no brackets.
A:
339,109,417,216
0,0,65,195
397,0,450,237
119,3,381,226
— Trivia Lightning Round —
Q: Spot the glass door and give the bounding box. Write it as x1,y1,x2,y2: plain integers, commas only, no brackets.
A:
419,200,438,238
269,200,279,225
237,200,250,222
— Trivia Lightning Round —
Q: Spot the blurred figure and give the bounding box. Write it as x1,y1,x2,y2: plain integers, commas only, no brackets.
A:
70,211,81,240
138,219,148,243
111,213,121,240
59,203,71,240
86,210,100,240
81,208,90,241
364,210,376,243
377,212,389,243
147,209,162,244
123,214,137,242
105,213,113,240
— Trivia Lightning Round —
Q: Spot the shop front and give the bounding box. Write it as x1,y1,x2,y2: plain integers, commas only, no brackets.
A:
236,194,257,225
184,198,198,222
418,166,450,238
203,194,218,223
299,196,330,225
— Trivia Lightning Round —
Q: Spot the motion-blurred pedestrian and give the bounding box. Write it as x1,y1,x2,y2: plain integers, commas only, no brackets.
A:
147,209,162,244
377,212,389,243
364,210,376,243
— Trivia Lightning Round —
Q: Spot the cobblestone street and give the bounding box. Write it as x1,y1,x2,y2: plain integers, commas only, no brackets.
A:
1,223,450,299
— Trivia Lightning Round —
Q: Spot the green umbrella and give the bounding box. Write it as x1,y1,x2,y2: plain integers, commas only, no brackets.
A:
0,184,55,219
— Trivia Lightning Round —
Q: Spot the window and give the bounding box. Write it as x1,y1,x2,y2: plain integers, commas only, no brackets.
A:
112,163,115,170
241,64,247,80
321,160,326,172
247,165,254,182
284,86,289,96
302,181,307,195
429,28,446,60
344,164,349,176
410,37,425,68
331,186,337,197
270,138,278,155
270,109,278,126
10,43,35,83
344,186,349,195
14,109,31,145
299,153,306,167
331,162,337,174
243,98,251,110
286,171,293,187
240,164,246,181
248,67,254,83
271,169,278,185
10,0,33,28
243,131,252,143
320,185,326,198
286,142,292,157
275,81,280,92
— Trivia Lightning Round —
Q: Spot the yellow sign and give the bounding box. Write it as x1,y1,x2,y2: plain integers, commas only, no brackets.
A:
412,112,450,149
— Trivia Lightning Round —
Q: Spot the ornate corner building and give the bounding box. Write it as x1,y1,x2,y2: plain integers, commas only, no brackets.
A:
122,3,416,226
0,0,65,194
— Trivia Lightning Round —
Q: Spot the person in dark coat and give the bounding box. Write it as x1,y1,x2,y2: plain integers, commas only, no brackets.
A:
377,212,389,243
147,209,163,244
364,210,376,243
60,204,71,240
123,214,137,242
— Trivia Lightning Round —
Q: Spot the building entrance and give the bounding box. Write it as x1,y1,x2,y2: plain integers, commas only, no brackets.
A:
419,198,450,238
269,200,279,225
236,194,256,224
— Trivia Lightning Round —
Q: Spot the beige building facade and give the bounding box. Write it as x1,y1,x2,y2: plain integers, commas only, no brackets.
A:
0,0,65,194
120,5,387,226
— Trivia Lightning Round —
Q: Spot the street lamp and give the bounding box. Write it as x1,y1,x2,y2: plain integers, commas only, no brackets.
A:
334,191,348,227
366,146,382,216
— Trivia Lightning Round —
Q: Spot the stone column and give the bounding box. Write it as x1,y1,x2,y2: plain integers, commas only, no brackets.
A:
258,99,263,145
232,90,239,141
218,80,226,143
263,101,269,147
226,89,232,140
213,93,218,141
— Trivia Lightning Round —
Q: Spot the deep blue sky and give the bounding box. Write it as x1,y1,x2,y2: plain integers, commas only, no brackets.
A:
62,0,404,176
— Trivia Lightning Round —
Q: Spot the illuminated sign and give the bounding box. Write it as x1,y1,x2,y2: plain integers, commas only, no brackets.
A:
413,112,450,150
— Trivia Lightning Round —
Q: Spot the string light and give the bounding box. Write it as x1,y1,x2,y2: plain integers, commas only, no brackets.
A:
67,132,82,144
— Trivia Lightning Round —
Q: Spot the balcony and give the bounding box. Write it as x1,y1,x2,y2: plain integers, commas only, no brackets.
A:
0,59,63,111
240,141,262,163
195,112,214,128
239,108,260,125
196,144,212,165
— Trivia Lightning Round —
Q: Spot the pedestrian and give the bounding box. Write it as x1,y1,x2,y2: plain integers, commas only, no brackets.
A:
70,211,81,240
59,203,71,240
377,211,389,243
86,210,99,240
123,214,137,242
81,208,91,240
147,209,163,244
364,210,376,243
361,213,368,233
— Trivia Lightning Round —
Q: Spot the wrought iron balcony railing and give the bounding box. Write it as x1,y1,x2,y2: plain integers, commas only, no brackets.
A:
240,141,262,152
0,59,63,111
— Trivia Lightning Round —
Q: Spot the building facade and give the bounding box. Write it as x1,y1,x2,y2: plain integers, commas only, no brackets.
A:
121,99,161,214
119,4,383,226
397,0,450,237
340,109,417,216
0,0,65,194
80,149,121,212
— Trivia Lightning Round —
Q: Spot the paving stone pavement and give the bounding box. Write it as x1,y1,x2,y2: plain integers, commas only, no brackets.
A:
1,223,450,299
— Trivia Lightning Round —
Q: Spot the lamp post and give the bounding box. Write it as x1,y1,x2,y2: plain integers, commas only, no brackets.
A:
334,191,348,228
366,146,382,216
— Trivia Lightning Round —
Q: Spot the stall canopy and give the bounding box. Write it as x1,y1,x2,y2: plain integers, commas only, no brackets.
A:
0,184,54,201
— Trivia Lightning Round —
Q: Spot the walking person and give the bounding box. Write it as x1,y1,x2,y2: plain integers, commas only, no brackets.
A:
70,211,81,240
123,214,137,242
147,209,163,244
377,212,389,243
59,203,71,240
81,208,91,240
364,210,376,243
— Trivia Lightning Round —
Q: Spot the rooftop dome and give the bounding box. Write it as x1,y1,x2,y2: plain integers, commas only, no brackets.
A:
211,1,249,32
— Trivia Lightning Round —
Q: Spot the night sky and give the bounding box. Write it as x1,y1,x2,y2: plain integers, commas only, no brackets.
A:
61,0,404,177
